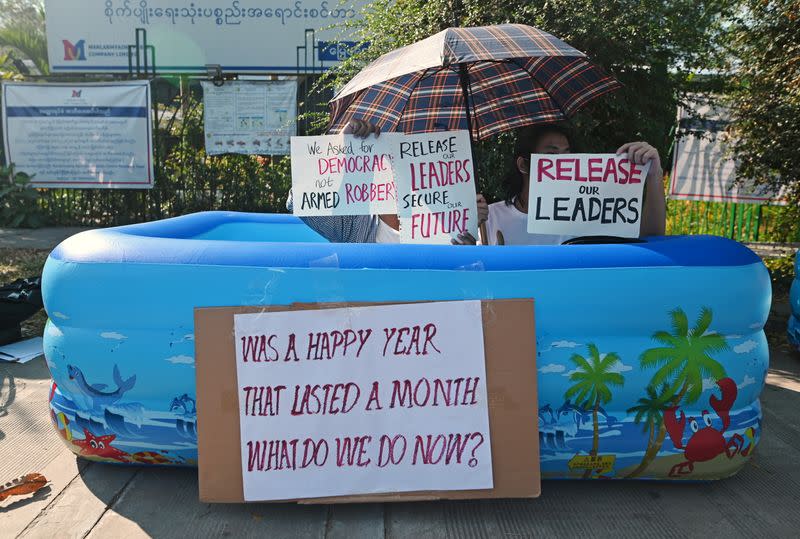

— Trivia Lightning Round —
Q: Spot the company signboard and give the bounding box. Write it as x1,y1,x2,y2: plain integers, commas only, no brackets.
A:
45,0,368,74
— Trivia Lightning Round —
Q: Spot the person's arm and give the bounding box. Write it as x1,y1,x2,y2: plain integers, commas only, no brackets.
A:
617,142,666,237
451,194,489,245
285,118,383,243
287,190,379,243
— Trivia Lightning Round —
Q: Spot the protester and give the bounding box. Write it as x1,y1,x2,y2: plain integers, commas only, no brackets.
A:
454,124,667,245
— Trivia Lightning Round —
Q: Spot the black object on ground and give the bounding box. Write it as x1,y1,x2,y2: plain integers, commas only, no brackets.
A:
0,277,43,345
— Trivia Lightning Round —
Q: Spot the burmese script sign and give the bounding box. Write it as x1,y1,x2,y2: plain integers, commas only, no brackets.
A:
233,301,493,501
1,81,153,189
290,134,397,216
527,153,649,238
45,0,369,74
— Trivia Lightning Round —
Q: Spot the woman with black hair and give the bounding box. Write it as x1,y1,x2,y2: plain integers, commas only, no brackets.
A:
455,124,666,245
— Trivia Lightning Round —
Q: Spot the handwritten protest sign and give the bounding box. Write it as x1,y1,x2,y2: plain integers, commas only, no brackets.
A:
231,301,492,501
290,134,397,216
527,154,650,238
391,131,478,244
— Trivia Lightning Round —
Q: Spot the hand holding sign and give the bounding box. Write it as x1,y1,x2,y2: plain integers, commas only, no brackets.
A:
526,153,650,238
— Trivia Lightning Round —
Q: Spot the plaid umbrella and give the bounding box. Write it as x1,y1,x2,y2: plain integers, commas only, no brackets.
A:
328,24,621,140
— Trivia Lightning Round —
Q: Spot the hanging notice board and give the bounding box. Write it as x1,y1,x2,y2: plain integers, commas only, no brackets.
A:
1,81,153,189
195,299,540,503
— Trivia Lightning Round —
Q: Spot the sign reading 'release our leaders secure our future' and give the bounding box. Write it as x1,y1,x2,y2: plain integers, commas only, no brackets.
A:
233,301,493,501
527,154,649,238
392,131,479,244
1,81,154,189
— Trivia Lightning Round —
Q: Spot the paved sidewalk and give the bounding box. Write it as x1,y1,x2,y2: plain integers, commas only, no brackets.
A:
1,342,797,538
0,227,95,251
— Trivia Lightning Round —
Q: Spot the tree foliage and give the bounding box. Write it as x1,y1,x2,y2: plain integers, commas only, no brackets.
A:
727,0,800,225
0,0,48,75
319,0,737,200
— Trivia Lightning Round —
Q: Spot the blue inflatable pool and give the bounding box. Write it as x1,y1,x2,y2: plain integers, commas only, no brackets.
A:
789,250,800,352
42,212,770,480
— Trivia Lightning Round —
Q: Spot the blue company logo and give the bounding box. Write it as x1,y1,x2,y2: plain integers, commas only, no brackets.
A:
62,39,87,61
318,41,363,62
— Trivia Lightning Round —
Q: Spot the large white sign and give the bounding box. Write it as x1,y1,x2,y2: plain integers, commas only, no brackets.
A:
290,133,397,216
233,301,493,501
526,153,649,238
392,131,479,244
202,80,296,155
670,99,784,204
45,0,368,74
1,81,153,189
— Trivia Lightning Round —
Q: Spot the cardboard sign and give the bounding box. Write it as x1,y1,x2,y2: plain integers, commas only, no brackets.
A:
526,154,650,238
391,131,479,244
233,301,492,501
195,299,539,503
290,134,397,216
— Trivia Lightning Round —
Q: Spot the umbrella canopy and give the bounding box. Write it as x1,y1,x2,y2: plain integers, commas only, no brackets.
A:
329,24,621,139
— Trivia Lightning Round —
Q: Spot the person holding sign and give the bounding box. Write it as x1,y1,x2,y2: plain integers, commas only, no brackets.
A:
455,125,666,245
288,119,489,243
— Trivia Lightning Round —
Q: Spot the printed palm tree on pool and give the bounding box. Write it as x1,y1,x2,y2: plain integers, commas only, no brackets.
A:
564,343,625,478
626,307,729,478
624,383,671,478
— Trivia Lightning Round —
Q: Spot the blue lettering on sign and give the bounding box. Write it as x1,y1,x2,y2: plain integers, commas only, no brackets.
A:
318,41,362,61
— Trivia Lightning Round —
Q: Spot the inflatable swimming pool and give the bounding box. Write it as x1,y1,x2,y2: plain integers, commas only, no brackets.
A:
43,211,770,480
789,250,800,352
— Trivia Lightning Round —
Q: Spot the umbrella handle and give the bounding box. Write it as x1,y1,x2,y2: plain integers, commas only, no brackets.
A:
479,221,489,246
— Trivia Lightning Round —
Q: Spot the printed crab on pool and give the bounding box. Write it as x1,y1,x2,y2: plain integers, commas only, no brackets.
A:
43,211,770,479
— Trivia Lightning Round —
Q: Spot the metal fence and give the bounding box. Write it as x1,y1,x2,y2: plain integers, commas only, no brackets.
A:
666,199,799,243
1,25,336,227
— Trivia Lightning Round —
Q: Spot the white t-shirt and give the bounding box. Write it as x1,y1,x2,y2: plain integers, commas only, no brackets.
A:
375,220,400,243
485,200,573,246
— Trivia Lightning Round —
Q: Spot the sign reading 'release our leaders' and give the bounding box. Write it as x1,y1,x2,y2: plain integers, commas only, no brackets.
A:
527,154,649,238
290,134,397,216
233,301,493,501
391,131,478,244
1,81,153,189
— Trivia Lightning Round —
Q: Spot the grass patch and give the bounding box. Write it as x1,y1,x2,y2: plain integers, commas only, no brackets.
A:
0,248,49,338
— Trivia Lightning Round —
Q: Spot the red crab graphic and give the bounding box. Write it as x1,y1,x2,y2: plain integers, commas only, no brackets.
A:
72,429,131,462
664,377,751,477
